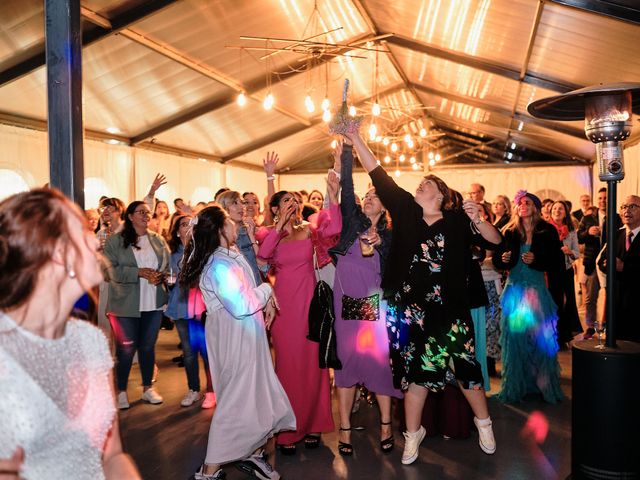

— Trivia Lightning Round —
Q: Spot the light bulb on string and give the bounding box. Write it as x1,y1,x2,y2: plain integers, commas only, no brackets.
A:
237,92,247,107
419,128,427,137
395,169,401,177
435,153,441,162
263,92,274,110
429,158,436,166
321,97,330,111
409,156,416,164
404,134,411,144
428,151,434,160
331,139,337,149
399,154,406,163
349,105,357,117
304,95,315,113
412,163,419,170
382,137,389,146
372,102,381,116
391,142,398,152
322,109,331,123
384,155,391,164
368,123,377,140
407,140,414,149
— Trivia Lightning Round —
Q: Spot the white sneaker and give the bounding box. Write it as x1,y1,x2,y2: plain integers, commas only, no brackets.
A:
401,425,426,465
181,390,201,407
193,464,226,479
141,387,163,404
117,391,130,410
474,416,496,454
236,450,279,480
202,392,216,409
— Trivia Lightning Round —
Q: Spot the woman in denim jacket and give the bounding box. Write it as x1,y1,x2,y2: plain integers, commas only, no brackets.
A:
328,141,402,457
165,215,215,409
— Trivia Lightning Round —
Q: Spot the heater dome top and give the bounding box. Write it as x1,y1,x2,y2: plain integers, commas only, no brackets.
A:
527,82,640,121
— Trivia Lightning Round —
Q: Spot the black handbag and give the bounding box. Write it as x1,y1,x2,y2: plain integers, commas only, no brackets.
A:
307,248,342,370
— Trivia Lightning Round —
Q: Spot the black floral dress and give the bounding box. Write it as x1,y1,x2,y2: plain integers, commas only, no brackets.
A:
386,219,484,392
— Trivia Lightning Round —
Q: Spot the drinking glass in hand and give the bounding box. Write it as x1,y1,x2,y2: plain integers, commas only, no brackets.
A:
594,321,606,349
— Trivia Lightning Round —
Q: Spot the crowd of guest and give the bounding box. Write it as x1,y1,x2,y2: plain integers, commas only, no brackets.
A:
2,125,639,478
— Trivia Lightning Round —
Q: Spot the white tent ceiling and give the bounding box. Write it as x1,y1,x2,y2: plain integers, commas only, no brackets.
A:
1,0,639,173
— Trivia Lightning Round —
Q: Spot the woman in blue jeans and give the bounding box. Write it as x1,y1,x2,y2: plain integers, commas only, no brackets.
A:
104,200,170,410
166,215,216,409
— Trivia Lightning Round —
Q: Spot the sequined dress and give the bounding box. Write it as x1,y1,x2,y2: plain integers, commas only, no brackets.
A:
499,244,563,403
0,312,115,479
386,220,484,392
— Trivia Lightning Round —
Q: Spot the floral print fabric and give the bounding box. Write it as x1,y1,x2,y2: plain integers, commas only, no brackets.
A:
386,221,484,392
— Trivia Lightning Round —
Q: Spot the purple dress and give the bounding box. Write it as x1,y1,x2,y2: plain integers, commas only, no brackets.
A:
333,241,402,398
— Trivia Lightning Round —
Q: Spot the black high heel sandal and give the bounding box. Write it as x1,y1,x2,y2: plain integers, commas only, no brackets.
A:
338,427,353,456
380,421,394,454
278,444,297,455
304,434,321,449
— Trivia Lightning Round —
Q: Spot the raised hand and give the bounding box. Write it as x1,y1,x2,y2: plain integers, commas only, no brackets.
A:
326,169,340,203
275,202,296,232
462,198,481,222
149,173,167,195
332,140,343,172
263,151,279,177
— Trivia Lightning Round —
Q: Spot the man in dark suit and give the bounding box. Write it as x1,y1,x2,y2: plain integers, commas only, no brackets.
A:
578,189,606,337
598,195,640,342
572,194,591,223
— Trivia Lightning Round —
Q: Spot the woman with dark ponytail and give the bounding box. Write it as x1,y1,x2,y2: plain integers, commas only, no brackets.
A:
180,205,295,480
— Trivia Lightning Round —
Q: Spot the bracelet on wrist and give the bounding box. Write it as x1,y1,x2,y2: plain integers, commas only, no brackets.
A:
473,217,485,225
266,175,275,181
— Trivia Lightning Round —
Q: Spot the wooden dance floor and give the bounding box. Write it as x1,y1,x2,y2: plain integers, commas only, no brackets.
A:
120,329,573,479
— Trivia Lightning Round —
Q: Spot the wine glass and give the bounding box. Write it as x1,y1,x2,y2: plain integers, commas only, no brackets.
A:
594,321,606,349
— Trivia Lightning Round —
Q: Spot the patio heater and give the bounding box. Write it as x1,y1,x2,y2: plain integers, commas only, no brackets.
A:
528,83,640,479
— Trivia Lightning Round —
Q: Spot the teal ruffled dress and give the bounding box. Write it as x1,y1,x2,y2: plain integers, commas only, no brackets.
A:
498,244,563,403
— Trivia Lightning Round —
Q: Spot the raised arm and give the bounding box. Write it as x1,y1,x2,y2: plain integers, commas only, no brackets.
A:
262,152,279,226
143,173,167,208
201,256,272,318
337,140,359,221
349,131,378,173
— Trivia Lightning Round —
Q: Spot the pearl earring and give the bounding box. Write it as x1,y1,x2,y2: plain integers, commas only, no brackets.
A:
68,267,76,279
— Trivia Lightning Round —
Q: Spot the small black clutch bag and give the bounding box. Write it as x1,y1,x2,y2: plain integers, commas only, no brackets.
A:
341,293,379,321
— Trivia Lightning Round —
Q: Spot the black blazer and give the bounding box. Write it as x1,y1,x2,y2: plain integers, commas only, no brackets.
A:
369,166,500,316
598,228,640,341
572,209,584,223
578,213,622,274
492,221,564,274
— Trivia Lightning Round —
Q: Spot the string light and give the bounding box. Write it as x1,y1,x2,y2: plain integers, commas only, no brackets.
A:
399,154,406,163
372,102,381,116
382,137,389,146
412,163,419,170
263,92,274,110
391,142,398,152
428,151,435,160
321,97,330,111
419,128,427,137
429,158,436,166
435,153,441,161
404,134,412,144
409,156,416,164
331,139,337,149
407,140,414,149
349,105,357,116
237,92,247,107
369,123,377,140
305,95,315,113
384,155,391,163
394,169,401,177
322,109,331,122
